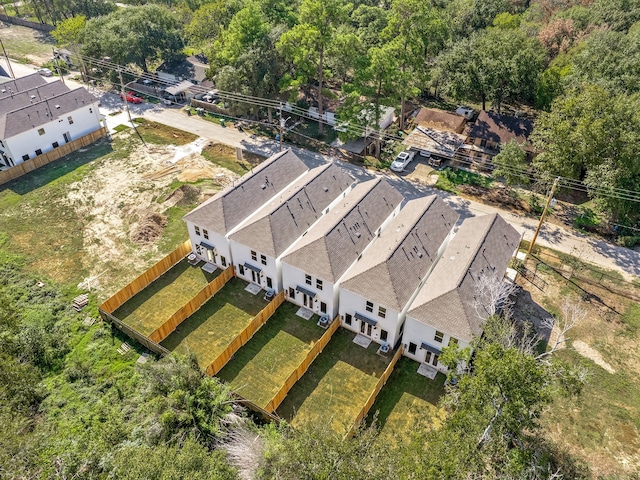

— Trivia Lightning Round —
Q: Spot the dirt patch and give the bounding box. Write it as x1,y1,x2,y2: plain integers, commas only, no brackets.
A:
130,212,167,245
572,340,615,374
64,135,237,293
163,184,201,208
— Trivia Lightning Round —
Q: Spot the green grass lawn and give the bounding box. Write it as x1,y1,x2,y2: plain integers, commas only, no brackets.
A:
160,278,268,368
0,25,55,62
276,328,391,435
216,302,325,409
133,118,198,145
367,356,446,443
113,260,218,336
201,143,266,176
435,166,494,193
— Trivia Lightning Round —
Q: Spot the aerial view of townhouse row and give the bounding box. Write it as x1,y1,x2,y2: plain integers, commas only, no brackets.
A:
2,1,640,477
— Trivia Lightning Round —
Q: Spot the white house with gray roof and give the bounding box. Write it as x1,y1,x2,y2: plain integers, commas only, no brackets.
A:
338,195,459,348
228,162,354,292
0,74,102,168
280,178,403,318
182,149,308,269
402,213,521,370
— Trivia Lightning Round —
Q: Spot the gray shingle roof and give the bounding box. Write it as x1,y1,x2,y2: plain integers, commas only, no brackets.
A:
407,213,521,342
282,178,404,283
229,162,354,257
0,74,47,98
0,81,70,116
0,87,98,139
340,196,459,311
183,149,308,235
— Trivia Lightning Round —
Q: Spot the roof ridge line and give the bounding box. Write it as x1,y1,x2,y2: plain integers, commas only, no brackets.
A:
455,213,499,290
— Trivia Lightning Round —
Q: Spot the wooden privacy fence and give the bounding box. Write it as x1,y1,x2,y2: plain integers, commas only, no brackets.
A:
0,14,55,31
205,290,285,376
0,127,107,186
99,240,192,314
99,309,170,357
345,345,404,439
148,265,234,343
264,316,340,413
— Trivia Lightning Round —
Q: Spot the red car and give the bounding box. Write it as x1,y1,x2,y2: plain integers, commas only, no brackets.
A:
120,91,143,104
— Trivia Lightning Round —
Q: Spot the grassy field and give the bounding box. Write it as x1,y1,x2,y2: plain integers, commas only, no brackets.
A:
514,253,640,478
435,166,494,193
201,142,266,175
133,118,198,145
112,259,218,336
276,328,391,435
161,278,268,369
216,302,325,409
368,356,446,443
0,25,54,63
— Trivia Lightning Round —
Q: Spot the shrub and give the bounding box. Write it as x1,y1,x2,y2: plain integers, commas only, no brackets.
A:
616,236,640,248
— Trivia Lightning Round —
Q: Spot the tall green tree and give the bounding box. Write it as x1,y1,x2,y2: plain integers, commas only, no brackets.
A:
82,4,183,72
437,27,545,111
277,0,350,134
493,139,530,186
532,85,640,222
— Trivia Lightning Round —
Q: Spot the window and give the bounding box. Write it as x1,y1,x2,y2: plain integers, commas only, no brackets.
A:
433,354,439,367
449,337,458,347
365,301,374,313
480,139,487,148
288,287,295,298
67,116,74,124
35,149,42,156
195,226,201,236
203,229,209,239
425,351,432,364
251,250,257,261
38,128,45,136
434,330,444,343
378,306,386,318
220,256,227,267
22,154,29,161
345,313,352,325
380,329,388,342
305,274,312,286
408,342,417,355
266,277,273,289
316,279,323,290
52,142,59,148
320,302,327,314
195,244,202,255
261,254,267,266
239,264,245,276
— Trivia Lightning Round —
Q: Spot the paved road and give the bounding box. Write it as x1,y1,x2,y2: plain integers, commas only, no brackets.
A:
5,60,639,281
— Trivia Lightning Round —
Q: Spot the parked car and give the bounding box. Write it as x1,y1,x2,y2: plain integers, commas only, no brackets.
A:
390,150,416,172
120,91,143,104
455,105,474,120
37,68,53,77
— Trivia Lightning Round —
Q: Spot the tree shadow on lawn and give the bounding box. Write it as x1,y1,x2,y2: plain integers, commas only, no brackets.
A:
160,278,267,357
0,141,113,195
216,303,323,387
366,356,446,433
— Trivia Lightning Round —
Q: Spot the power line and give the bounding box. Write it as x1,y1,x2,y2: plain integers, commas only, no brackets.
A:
69,52,640,204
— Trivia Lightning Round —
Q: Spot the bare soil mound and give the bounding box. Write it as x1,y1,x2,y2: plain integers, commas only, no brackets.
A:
164,184,201,207
130,212,168,245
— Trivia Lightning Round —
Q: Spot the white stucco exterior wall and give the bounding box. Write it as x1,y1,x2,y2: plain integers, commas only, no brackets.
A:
281,263,337,317
3,102,102,165
229,240,279,291
401,317,470,371
338,289,402,347
186,221,232,269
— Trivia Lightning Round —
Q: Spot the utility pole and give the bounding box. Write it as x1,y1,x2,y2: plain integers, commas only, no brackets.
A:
117,67,133,126
526,176,560,259
0,37,15,79
52,48,65,85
